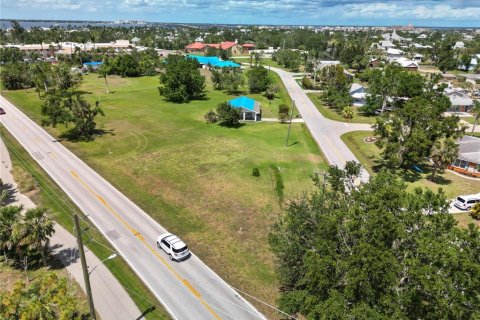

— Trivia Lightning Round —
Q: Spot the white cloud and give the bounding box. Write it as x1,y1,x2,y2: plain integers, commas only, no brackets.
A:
344,3,480,20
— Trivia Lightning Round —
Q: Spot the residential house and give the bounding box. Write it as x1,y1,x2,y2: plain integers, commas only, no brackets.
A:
185,42,207,53
444,88,474,112
453,41,465,49
241,43,256,54
394,57,419,71
417,34,427,39
387,48,404,60
349,83,367,107
448,136,480,178
413,43,432,49
413,53,424,62
379,40,396,50
228,96,262,121
316,60,340,70
185,41,245,55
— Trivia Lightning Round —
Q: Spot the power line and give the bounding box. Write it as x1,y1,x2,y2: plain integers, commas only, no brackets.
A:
0,131,115,254
1,128,297,320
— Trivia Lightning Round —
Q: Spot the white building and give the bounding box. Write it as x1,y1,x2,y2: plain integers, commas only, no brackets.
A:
387,48,404,60
349,83,367,107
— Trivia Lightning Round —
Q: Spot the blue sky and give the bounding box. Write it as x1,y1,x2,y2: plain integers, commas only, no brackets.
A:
2,0,480,27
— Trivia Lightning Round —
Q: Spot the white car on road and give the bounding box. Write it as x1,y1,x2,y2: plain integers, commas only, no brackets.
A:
157,233,190,261
454,195,480,211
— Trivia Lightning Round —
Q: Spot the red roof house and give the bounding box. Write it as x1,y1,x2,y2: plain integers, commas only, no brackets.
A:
185,42,207,53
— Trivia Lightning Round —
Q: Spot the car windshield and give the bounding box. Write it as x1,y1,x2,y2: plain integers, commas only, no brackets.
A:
457,197,466,203
173,246,188,254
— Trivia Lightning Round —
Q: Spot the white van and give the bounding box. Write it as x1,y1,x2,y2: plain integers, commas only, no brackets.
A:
454,195,480,211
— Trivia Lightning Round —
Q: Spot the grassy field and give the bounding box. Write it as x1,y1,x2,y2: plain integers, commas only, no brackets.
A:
452,212,480,228
307,93,377,124
1,128,171,319
341,131,480,200
2,72,328,318
461,117,477,125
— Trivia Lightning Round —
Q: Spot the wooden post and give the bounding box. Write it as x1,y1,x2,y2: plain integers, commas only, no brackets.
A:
74,215,96,320
285,100,295,147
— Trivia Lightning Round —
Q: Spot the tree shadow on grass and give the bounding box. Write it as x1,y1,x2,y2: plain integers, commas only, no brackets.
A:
75,90,93,95
219,122,245,129
59,128,116,142
426,174,453,186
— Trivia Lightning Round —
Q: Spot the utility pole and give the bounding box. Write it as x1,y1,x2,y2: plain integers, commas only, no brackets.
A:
74,215,96,320
285,100,295,147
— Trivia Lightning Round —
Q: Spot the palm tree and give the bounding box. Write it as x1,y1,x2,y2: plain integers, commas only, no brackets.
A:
98,60,110,93
471,100,480,133
14,208,54,267
0,205,22,262
342,106,354,122
430,138,459,179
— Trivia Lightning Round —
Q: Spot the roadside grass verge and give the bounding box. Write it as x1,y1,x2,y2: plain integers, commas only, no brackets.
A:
3,73,328,318
307,93,377,124
452,212,480,228
340,130,480,200
1,127,171,320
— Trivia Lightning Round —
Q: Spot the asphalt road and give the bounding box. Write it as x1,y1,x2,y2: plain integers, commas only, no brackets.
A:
0,95,266,320
1,137,141,320
268,67,373,182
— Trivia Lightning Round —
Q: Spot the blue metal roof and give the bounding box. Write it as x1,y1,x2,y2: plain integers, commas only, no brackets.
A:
228,96,256,112
187,55,240,68
83,61,103,67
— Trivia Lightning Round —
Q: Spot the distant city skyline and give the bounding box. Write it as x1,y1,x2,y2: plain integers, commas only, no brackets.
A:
1,0,480,28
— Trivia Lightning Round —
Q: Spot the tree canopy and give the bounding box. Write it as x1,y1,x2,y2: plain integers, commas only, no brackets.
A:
270,164,480,320
247,66,271,93
158,55,206,103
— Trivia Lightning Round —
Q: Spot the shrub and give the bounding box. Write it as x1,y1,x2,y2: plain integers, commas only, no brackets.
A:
278,104,290,123
470,203,480,220
265,84,279,100
252,168,260,177
204,110,218,123
216,102,241,127
302,76,314,90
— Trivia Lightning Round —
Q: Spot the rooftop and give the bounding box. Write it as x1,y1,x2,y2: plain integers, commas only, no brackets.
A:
458,136,480,164
228,96,261,113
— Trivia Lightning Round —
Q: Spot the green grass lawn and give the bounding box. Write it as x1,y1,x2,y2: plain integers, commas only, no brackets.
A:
461,117,477,125
2,72,328,318
341,131,480,200
307,93,377,124
452,212,480,228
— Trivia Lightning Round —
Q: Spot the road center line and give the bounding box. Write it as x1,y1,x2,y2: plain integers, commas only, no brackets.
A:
70,170,222,320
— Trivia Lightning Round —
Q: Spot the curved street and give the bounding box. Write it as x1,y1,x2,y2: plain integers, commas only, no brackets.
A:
268,66,373,182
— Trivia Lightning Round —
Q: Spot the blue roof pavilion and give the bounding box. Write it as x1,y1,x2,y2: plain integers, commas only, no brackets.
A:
228,96,261,121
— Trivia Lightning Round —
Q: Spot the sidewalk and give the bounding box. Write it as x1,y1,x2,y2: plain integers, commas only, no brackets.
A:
0,138,142,320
